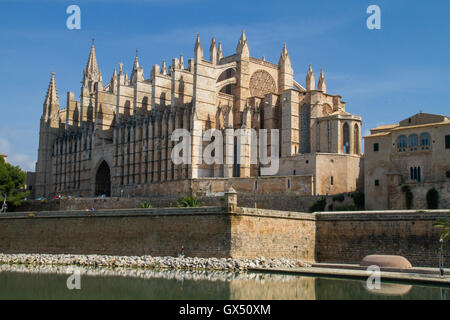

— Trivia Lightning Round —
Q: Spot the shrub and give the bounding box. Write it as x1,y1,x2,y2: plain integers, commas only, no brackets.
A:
401,185,413,209
140,202,152,209
433,218,450,245
334,204,357,211
178,196,199,208
309,197,327,213
332,194,345,202
352,191,365,210
426,188,439,209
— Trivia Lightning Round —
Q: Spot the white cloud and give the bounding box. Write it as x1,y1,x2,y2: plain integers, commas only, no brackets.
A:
0,136,35,172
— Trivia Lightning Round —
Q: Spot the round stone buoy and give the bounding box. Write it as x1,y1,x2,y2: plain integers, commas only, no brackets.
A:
360,255,412,269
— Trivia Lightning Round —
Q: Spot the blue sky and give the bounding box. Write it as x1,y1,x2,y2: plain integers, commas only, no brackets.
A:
0,0,449,171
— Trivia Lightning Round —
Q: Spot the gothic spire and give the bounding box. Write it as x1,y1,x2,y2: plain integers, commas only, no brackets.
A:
179,54,185,69
133,50,140,70
318,68,326,93
210,37,217,64
278,43,292,70
194,33,203,61
85,43,100,78
162,59,167,75
83,42,102,89
43,72,60,119
109,68,117,93
306,64,315,91
131,50,141,83
236,30,249,57
217,42,223,61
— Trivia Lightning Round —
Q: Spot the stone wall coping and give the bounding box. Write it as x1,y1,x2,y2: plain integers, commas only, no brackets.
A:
3,207,448,222
2,206,318,221
0,206,224,220
238,207,315,221
315,209,450,221
190,175,312,180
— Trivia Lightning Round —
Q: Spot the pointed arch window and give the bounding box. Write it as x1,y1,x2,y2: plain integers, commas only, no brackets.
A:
410,166,422,182
420,132,430,150
353,124,360,154
397,135,407,152
142,97,149,111
300,104,311,153
342,123,350,154
409,134,418,151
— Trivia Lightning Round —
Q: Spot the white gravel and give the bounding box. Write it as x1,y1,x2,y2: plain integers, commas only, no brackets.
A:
0,253,310,271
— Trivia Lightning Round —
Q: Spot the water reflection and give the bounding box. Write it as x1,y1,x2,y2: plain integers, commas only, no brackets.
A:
363,282,412,296
0,264,448,300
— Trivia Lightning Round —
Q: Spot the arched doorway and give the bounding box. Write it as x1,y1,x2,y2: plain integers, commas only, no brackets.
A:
95,161,111,197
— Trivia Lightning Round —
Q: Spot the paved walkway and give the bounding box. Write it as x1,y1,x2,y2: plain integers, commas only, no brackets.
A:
249,264,450,285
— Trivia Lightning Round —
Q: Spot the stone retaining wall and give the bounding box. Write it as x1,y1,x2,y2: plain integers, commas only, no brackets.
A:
0,206,316,261
316,210,450,267
0,206,448,267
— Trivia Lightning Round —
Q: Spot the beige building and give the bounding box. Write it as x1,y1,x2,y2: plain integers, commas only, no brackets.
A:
364,112,450,210
0,154,7,162
35,32,363,198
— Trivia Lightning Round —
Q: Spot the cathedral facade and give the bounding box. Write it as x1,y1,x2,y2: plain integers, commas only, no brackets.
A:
35,32,363,199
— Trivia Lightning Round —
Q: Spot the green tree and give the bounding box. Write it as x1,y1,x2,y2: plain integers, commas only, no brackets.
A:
0,157,29,211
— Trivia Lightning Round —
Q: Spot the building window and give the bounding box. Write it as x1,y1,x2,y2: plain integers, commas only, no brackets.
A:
397,135,407,152
373,143,379,152
374,179,379,186
342,122,350,154
330,176,334,185
409,134,418,151
446,171,450,179
410,166,422,182
287,179,291,189
300,104,311,153
327,120,331,152
420,132,430,150
446,135,450,149
354,124,360,154
254,180,258,190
